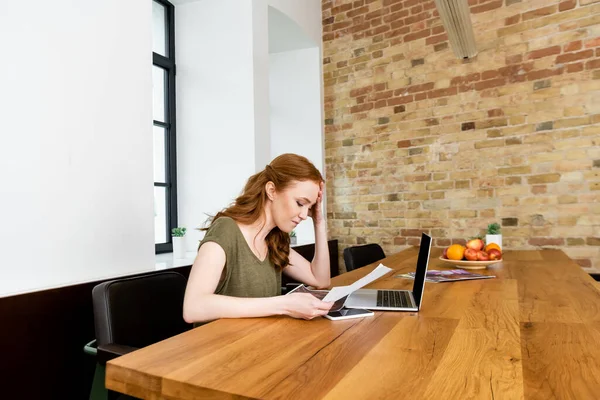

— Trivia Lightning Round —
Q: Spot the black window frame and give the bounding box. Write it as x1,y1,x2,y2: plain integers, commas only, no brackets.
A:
153,0,178,254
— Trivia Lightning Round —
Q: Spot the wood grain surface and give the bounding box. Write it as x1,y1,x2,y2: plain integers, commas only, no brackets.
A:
106,249,600,399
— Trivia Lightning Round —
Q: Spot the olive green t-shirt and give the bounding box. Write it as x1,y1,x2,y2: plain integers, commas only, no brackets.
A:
199,217,281,297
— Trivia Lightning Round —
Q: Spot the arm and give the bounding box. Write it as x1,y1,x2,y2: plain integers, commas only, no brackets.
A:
283,182,331,289
183,242,332,323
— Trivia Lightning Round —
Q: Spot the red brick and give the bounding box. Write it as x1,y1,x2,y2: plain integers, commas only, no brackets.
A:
405,12,431,25
370,90,393,101
390,19,406,29
323,33,334,42
474,77,506,91
388,95,414,105
585,37,600,48
386,27,410,38
374,100,388,108
331,3,352,14
472,0,503,14
351,22,370,34
432,25,445,35
332,20,352,31
366,9,384,20
350,85,372,97
397,140,411,148
394,237,407,245
450,72,481,86
353,0,365,6
374,82,387,91
350,103,373,113
529,237,565,246
428,87,458,98
488,108,504,117
558,0,576,11
506,54,523,64
347,6,369,18
367,25,390,36
526,68,563,80
426,33,448,45
586,59,600,70
522,5,557,21
527,46,561,60
404,0,420,7
482,69,501,80
406,82,435,93
415,92,427,101
565,41,582,52
556,49,594,64
566,62,584,73
402,229,424,237
383,10,409,23
411,5,423,14
382,0,402,5
505,14,521,26
404,28,430,43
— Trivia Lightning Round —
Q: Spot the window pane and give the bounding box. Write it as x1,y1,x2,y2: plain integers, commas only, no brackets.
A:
152,1,167,57
153,126,166,183
154,186,168,244
152,66,166,122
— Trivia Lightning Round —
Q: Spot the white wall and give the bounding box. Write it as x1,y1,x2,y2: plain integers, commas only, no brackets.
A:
176,0,261,250
269,48,323,243
171,0,325,250
0,0,154,297
268,0,324,243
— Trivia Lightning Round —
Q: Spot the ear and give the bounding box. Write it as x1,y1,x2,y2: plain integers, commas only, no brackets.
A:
265,181,276,201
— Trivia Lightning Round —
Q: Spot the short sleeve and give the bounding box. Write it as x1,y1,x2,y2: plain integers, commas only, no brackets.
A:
198,217,237,254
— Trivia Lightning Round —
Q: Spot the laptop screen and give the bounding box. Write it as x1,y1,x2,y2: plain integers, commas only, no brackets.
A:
411,233,432,309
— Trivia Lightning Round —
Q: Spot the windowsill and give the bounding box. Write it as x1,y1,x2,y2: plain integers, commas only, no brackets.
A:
155,251,197,270
154,241,315,270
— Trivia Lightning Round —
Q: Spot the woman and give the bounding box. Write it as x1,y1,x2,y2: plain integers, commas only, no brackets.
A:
183,153,334,323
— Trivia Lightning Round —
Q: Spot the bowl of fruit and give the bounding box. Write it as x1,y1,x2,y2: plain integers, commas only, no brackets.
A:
439,238,503,269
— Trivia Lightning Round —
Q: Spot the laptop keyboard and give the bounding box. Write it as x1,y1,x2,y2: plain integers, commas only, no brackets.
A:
377,290,412,308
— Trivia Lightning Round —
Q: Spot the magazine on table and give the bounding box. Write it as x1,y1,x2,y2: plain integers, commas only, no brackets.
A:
396,269,495,283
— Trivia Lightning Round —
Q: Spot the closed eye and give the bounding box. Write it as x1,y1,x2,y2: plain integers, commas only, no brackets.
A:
296,201,304,207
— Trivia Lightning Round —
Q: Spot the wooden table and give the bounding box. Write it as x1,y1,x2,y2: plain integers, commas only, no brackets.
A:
106,249,600,399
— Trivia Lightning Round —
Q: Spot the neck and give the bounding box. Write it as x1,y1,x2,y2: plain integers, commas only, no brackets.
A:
243,206,276,244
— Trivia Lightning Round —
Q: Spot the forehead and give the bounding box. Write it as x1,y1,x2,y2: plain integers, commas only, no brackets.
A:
283,180,319,200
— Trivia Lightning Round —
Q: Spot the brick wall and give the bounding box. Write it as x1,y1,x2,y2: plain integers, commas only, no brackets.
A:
322,0,600,272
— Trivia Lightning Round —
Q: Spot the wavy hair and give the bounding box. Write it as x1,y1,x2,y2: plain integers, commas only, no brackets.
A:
205,153,324,271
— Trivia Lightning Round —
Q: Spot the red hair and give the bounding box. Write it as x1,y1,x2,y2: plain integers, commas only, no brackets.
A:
205,153,323,270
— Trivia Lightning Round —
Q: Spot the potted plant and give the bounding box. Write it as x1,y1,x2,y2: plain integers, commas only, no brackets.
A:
485,223,502,250
289,230,297,245
172,227,187,259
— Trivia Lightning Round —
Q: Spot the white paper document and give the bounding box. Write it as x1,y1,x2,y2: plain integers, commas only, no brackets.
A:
322,264,393,302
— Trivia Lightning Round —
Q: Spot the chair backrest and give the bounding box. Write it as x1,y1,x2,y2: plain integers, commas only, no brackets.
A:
343,243,386,272
92,271,192,348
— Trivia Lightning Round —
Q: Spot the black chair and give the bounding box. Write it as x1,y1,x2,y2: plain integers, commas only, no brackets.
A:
343,243,386,272
86,271,192,399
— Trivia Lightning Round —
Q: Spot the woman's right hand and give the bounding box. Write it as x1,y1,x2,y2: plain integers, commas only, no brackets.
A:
281,293,334,320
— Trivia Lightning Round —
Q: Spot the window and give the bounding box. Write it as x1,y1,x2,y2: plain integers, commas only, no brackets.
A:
152,0,177,253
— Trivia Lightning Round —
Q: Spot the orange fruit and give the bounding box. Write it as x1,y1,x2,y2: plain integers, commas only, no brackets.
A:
485,243,501,253
446,244,466,260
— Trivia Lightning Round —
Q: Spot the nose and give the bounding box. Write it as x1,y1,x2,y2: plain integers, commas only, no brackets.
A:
299,207,308,220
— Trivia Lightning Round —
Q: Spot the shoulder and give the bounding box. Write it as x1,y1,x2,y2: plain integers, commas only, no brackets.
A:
201,216,239,248
208,216,237,233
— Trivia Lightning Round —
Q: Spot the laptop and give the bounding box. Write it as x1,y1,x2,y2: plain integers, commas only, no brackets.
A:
344,233,432,311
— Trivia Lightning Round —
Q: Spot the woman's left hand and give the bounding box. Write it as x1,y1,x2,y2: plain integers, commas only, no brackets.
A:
308,181,325,224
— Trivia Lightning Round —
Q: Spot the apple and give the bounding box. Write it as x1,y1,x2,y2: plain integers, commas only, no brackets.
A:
442,247,448,259
466,238,485,252
488,248,502,260
464,248,478,261
477,251,490,261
